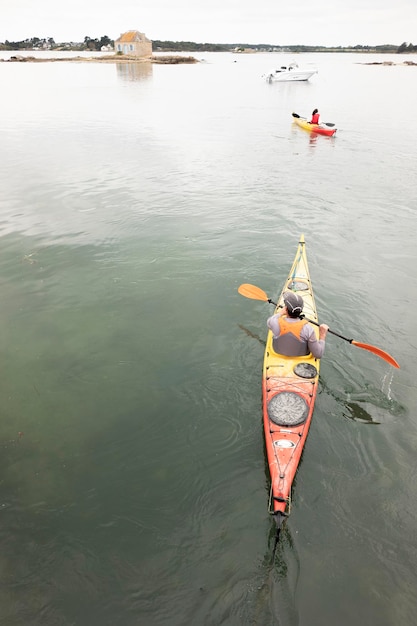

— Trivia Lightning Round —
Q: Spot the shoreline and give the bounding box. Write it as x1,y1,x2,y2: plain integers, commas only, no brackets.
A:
1,54,199,64
2,54,416,67
358,60,417,66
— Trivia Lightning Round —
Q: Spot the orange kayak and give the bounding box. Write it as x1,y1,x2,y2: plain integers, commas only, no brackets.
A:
292,112,337,136
262,234,320,538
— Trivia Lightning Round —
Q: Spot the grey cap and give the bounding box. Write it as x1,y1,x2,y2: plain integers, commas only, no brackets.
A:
283,291,304,317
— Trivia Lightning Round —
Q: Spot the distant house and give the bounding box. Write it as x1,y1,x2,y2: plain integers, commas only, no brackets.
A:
114,31,152,57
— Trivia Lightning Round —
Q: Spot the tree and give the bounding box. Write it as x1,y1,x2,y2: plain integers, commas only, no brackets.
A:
99,35,113,48
396,41,416,53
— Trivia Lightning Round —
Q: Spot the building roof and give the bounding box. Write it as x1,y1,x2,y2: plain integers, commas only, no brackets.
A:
116,30,146,43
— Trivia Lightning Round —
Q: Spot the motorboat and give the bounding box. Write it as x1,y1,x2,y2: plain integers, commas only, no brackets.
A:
263,62,318,82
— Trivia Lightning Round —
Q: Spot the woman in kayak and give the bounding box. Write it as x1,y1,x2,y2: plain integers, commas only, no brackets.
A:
309,108,320,124
267,291,328,357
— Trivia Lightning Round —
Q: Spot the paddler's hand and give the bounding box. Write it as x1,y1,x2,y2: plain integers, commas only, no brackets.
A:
319,324,329,340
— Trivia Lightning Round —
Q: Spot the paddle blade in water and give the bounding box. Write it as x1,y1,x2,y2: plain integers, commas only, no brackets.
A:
351,341,400,368
238,283,270,302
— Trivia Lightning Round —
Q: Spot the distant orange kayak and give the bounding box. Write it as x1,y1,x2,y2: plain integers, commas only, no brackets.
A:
292,111,337,136
263,234,321,539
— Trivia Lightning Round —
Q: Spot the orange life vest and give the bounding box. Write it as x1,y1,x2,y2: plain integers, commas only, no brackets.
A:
272,317,309,356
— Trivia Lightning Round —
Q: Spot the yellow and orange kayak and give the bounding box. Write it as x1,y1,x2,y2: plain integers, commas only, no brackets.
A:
262,234,320,537
292,112,337,136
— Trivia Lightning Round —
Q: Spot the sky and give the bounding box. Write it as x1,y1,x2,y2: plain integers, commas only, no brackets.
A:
1,0,416,47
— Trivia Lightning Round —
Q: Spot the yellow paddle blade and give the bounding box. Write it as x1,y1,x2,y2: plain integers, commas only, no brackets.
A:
238,283,270,302
352,341,400,369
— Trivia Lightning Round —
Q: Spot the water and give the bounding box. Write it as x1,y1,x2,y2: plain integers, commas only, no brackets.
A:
0,50,417,625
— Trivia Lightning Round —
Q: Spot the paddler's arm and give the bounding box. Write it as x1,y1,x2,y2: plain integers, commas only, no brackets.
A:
303,323,329,358
267,306,287,336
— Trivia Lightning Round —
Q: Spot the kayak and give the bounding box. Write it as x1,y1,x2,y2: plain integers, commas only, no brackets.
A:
263,234,320,538
292,112,337,136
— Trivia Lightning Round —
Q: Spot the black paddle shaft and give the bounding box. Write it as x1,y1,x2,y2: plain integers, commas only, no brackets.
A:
301,316,353,344
267,298,353,344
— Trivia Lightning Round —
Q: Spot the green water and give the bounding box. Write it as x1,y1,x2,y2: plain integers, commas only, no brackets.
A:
0,51,416,625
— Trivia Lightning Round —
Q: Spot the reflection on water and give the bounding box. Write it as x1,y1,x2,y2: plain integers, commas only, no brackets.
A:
116,61,152,81
342,400,380,424
309,133,318,147
237,324,265,347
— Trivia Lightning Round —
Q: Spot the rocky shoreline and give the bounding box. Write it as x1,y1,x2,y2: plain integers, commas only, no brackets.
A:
358,60,417,66
1,54,198,64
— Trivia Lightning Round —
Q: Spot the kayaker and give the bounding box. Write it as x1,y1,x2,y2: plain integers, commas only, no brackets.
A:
309,108,320,124
267,291,328,357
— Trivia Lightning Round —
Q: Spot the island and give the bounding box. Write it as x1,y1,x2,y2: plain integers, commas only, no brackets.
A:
1,54,198,64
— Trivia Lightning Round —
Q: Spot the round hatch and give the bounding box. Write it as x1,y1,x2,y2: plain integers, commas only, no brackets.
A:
293,362,317,379
267,392,309,426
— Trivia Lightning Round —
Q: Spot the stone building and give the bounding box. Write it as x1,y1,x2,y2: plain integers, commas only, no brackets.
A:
114,31,152,57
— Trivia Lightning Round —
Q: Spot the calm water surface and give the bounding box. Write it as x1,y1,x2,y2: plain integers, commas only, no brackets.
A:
1,51,417,625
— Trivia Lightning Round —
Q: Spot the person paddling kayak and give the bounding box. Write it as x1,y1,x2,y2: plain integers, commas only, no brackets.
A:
267,291,328,357
309,108,320,124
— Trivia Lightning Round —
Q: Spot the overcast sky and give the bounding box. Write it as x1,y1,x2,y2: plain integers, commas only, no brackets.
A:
2,0,416,47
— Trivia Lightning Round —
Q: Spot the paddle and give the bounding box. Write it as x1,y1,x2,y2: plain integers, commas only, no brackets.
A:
292,112,335,127
238,283,400,369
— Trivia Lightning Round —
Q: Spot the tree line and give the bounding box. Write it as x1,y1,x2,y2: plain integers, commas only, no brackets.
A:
0,36,113,51
1,37,416,53
153,41,417,53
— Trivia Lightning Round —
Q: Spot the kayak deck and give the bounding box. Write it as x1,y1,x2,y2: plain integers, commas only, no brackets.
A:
262,235,320,533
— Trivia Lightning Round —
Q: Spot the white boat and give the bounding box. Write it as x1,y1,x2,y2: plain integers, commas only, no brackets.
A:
263,62,318,82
